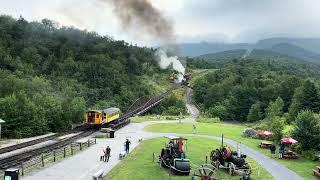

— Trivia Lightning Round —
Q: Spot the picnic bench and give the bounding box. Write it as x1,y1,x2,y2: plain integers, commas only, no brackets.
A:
283,150,299,159
259,141,272,148
313,166,320,177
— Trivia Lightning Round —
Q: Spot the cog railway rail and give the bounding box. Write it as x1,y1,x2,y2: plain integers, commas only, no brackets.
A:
0,85,180,171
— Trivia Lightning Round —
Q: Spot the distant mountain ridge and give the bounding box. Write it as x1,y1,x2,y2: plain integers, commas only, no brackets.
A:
270,43,320,63
256,37,320,54
178,37,320,63
178,42,252,57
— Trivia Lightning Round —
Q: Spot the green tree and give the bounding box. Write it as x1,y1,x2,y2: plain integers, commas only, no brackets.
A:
268,116,286,140
247,101,263,122
265,97,284,119
289,80,320,121
208,105,228,120
292,110,320,150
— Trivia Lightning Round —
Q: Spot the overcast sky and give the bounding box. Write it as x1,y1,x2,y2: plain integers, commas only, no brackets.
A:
1,0,320,46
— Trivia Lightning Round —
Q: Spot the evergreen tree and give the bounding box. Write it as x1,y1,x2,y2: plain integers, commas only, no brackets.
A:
289,80,320,120
293,110,320,150
265,97,284,119
247,101,263,122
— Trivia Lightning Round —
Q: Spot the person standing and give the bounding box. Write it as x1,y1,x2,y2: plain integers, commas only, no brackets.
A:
105,146,111,162
279,142,284,159
270,143,276,158
125,139,131,153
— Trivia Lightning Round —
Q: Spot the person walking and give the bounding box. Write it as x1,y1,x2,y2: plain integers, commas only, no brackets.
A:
192,124,197,134
100,149,105,161
270,143,276,158
279,142,284,159
105,146,111,162
125,139,131,153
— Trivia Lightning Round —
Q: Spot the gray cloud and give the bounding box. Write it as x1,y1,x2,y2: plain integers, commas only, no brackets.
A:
0,0,320,45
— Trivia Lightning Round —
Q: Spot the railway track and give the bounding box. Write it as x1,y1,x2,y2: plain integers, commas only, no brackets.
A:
0,130,95,170
0,84,181,171
0,130,81,155
108,88,173,129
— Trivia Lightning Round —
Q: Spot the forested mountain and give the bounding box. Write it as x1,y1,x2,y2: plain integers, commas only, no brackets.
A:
270,43,320,63
178,38,320,64
0,15,167,138
177,42,251,57
188,49,320,78
256,37,320,54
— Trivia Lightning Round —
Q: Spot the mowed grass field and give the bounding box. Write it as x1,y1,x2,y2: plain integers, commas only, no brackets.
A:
145,122,318,179
106,137,273,180
131,115,187,123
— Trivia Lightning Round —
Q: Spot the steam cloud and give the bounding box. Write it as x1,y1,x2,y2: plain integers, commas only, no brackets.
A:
108,0,185,81
156,49,185,82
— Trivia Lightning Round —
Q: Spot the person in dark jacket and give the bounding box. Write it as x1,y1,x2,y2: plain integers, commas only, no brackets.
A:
279,142,285,159
270,143,276,158
125,139,131,153
105,146,111,162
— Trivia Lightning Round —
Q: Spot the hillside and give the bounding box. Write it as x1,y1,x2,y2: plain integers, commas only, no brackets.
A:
178,38,320,63
187,49,320,78
269,43,320,63
0,15,169,138
256,37,320,54
178,42,251,57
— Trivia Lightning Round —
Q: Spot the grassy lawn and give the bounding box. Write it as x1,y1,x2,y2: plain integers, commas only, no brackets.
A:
131,115,188,123
145,122,318,179
106,137,273,180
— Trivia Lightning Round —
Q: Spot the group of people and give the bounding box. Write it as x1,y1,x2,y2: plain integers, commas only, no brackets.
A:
100,146,111,162
269,142,285,159
100,139,131,162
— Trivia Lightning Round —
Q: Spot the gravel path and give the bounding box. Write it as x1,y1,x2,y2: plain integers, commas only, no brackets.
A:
21,88,302,180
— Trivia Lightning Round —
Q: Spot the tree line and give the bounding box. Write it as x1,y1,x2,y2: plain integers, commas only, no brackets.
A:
191,59,320,153
0,15,167,138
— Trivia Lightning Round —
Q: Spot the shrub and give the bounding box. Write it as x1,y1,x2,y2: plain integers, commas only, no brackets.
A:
282,125,295,137
197,117,221,123
301,149,320,161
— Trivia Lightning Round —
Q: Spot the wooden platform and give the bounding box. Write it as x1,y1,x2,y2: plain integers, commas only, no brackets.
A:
259,141,272,148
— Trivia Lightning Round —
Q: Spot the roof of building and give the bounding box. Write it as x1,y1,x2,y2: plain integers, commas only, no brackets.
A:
89,107,120,115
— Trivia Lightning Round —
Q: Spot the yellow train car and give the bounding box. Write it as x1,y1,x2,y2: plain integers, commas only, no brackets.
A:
85,107,120,128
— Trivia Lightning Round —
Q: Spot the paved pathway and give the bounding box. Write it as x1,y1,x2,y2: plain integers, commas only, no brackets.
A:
21,88,302,180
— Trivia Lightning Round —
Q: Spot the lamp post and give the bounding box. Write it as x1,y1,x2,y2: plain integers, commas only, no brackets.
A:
0,119,5,142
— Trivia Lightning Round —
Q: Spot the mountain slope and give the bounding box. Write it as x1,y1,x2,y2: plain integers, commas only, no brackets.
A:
256,37,320,54
178,42,251,57
269,43,320,63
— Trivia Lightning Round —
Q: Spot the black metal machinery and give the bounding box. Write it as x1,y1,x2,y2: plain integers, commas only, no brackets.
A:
210,135,251,179
159,136,191,175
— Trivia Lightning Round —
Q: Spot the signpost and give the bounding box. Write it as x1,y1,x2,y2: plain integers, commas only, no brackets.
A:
0,119,5,142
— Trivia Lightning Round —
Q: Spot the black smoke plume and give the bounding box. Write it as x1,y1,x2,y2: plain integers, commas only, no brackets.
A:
109,0,175,43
